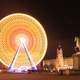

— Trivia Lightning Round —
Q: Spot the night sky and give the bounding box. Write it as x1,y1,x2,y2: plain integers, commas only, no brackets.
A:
0,0,80,59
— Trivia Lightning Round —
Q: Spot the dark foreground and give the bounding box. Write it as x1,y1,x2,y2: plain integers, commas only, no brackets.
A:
0,72,80,80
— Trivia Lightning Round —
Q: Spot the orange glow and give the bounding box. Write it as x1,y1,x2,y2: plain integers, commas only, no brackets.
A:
0,13,48,68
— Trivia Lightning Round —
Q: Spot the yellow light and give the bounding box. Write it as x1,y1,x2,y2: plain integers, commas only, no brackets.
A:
0,13,48,68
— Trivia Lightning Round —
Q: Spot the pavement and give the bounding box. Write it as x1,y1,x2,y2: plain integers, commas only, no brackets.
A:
0,72,80,80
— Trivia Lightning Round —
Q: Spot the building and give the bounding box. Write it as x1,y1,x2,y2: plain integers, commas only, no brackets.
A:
72,52,80,69
43,57,73,71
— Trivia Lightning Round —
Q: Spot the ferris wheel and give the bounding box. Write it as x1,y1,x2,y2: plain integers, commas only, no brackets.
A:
0,13,48,72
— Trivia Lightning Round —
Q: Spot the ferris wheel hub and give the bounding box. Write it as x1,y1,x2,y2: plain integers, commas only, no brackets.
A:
19,37,26,44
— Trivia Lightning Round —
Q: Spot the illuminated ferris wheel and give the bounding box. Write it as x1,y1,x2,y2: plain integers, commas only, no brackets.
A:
0,13,48,72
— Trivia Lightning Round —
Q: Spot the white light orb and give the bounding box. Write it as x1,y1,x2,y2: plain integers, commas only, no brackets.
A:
19,37,26,44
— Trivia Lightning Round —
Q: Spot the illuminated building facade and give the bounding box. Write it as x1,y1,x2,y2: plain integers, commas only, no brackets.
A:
72,52,80,69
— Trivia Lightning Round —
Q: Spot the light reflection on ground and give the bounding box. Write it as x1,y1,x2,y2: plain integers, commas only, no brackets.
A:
0,72,80,80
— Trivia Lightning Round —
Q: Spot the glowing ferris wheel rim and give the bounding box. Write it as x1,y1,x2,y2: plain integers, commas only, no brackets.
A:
0,13,48,68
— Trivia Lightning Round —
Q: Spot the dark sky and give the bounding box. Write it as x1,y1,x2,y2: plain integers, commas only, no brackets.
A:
0,0,80,59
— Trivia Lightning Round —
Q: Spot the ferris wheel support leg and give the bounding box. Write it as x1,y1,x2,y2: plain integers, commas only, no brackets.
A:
23,43,37,70
8,44,22,71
